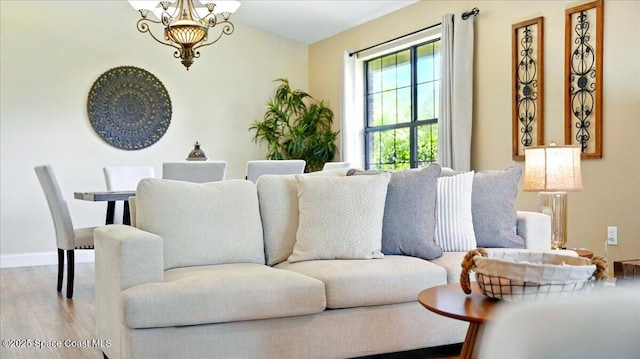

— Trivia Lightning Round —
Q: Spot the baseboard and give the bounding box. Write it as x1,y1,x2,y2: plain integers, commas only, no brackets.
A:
0,250,95,269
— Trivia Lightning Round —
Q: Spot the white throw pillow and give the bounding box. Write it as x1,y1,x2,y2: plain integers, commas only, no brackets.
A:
434,171,477,251
288,173,391,263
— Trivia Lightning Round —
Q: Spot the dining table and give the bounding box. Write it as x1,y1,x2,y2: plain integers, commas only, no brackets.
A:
74,190,136,225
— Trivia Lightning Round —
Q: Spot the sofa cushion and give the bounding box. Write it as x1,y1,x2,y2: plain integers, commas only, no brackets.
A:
434,171,476,252
256,169,349,266
121,263,326,329
276,255,447,309
256,175,300,266
347,164,443,260
441,166,525,248
136,178,265,270
429,252,469,284
288,173,391,263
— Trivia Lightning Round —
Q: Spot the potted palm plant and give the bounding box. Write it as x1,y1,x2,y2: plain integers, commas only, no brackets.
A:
249,78,339,172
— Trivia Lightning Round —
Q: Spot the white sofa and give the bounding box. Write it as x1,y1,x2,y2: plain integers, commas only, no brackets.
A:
95,165,554,359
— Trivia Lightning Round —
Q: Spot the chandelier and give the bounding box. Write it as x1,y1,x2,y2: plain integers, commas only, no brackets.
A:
128,1,241,70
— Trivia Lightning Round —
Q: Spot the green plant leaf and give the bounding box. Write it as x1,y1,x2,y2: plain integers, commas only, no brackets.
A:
249,78,339,172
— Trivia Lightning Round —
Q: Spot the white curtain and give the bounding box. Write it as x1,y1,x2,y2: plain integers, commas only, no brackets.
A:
438,12,476,171
341,51,365,170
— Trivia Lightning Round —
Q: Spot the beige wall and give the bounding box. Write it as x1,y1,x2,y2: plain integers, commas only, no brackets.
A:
309,0,640,265
0,1,308,259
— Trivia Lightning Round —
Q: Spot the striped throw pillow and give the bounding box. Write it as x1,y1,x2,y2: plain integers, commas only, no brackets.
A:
434,171,477,251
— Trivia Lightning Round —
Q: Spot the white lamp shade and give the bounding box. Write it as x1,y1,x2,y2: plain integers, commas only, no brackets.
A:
194,7,212,19
150,7,163,19
128,1,161,11
523,145,583,192
211,1,241,15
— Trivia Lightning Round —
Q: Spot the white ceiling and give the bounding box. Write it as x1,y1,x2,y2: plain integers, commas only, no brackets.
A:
231,0,420,45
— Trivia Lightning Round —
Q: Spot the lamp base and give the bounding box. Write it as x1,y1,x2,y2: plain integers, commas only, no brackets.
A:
537,192,568,250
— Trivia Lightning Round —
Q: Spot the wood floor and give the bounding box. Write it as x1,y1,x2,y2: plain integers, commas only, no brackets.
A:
1,263,101,359
0,263,461,359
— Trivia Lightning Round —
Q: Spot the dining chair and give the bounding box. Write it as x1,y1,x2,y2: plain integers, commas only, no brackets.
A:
246,160,306,183
322,161,351,171
162,161,227,183
103,166,154,224
34,165,96,299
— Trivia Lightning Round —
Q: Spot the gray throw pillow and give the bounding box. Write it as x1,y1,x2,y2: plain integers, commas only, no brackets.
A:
441,165,525,248
347,164,443,260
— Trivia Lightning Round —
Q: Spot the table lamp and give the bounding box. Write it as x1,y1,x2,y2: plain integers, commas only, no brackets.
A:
523,144,583,249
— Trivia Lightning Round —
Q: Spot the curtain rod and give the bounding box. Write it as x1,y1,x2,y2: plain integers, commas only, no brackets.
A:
348,7,480,57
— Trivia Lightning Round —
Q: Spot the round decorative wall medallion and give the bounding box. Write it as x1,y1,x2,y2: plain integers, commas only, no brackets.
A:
87,66,172,150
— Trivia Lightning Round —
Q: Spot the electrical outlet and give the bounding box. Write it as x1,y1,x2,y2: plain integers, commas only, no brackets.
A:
607,226,618,245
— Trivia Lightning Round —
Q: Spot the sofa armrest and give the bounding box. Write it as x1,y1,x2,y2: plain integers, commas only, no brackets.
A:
95,224,163,358
517,211,551,251
95,224,163,289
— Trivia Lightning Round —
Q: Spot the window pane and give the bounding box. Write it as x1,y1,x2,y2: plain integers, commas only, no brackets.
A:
368,128,411,170
367,92,382,127
417,123,438,166
381,54,397,91
417,82,436,120
397,50,411,88
397,87,411,124
382,90,397,126
367,58,382,94
417,43,434,83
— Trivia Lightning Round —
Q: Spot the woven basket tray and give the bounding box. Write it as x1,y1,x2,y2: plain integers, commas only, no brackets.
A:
460,249,607,301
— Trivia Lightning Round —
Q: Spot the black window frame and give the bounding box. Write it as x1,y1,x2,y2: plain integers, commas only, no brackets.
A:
363,37,440,170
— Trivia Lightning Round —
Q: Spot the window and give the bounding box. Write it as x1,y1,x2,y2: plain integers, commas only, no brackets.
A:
364,39,440,170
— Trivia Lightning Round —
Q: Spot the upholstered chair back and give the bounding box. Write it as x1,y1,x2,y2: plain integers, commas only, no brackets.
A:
246,160,306,183
104,166,155,190
162,161,227,183
104,166,154,224
322,162,350,170
34,165,75,250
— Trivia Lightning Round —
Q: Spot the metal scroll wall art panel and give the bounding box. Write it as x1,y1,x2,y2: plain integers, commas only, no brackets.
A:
512,17,544,161
565,0,603,159
87,66,172,150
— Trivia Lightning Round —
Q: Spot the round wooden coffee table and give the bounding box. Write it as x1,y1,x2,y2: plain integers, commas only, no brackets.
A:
418,282,500,359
